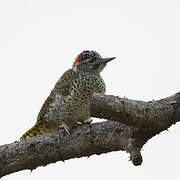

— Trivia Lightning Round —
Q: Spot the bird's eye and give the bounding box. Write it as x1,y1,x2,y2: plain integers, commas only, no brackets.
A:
93,63,99,69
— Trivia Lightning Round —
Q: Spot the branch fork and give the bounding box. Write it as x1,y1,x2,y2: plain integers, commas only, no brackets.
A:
1,92,180,177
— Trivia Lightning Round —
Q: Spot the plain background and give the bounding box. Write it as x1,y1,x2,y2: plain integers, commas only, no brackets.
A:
0,0,180,179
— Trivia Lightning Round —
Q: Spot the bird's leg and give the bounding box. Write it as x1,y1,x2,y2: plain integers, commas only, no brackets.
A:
58,121,70,135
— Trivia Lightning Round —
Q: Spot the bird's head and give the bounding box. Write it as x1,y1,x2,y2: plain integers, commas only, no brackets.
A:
72,50,115,75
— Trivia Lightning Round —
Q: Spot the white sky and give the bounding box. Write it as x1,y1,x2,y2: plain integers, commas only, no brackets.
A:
0,0,180,179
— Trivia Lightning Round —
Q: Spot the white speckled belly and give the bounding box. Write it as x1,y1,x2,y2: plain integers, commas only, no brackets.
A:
46,75,106,128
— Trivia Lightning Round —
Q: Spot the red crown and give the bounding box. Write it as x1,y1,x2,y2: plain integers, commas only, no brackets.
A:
72,54,81,67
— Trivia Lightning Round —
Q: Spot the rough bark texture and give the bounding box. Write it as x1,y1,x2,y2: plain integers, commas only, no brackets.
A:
0,92,180,178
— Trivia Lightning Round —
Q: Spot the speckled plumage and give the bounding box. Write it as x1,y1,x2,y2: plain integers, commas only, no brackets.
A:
20,50,115,140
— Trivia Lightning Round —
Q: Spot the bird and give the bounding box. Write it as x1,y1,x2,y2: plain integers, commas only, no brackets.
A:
20,50,115,140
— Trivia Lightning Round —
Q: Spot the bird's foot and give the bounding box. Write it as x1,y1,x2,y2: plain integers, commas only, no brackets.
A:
76,118,92,127
58,122,70,136
83,118,93,124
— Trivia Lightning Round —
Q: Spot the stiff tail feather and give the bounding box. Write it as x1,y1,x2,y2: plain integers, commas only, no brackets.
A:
20,121,57,140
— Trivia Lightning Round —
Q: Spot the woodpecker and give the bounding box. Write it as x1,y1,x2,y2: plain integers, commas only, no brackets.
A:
20,50,115,140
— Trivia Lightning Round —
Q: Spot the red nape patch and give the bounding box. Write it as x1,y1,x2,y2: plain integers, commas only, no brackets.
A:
72,54,81,67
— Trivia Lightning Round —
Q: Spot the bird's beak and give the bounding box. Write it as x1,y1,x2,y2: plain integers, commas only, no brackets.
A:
101,57,116,64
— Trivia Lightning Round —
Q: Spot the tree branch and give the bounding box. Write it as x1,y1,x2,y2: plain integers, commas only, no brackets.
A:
0,122,144,178
91,93,180,132
0,92,180,178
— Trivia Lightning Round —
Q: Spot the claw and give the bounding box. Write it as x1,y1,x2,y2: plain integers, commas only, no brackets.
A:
84,118,93,124
77,121,82,125
58,122,70,134
76,119,92,126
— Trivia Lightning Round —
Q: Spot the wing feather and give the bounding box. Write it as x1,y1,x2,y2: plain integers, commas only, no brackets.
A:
37,69,77,121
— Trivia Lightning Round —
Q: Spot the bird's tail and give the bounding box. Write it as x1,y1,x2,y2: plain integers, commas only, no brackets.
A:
20,121,57,140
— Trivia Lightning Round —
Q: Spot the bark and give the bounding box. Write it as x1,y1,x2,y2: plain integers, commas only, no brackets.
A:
0,92,180,178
